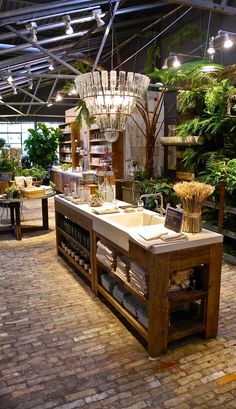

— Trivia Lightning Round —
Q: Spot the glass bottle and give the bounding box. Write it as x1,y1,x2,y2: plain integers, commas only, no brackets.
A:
100,176,114,203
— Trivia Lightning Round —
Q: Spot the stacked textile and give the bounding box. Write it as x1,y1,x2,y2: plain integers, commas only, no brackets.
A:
123,294,143,317
114,254,130,281
129,261,148,297
101,273,119,293
96,240,115,270
136,304,148,329
112,283,130,304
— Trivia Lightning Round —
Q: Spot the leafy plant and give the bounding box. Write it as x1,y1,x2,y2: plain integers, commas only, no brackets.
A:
145,31,160,74
24,123,61,169
74,99,96,128
0,157,16,172
15,165,47,181
168,24,203,53
0,137,5,148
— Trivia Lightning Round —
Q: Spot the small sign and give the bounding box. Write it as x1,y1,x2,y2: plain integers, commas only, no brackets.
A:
164,206,183,233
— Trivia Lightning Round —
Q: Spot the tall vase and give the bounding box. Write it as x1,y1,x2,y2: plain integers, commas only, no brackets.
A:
100,176,114,203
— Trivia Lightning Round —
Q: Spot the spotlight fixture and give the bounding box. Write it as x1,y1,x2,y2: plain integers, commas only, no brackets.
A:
92,10,105,28
0,94,2,100
207,36,216,55
47,101,53,107
161,58,168,69
48,59,55,71
172,55,181,68
69,87,77,95
55,92,62,102
13,87,17,95
223,33,233,48
7,73,13,84
62,15,73,35
26,21,38,42
28,80,33,90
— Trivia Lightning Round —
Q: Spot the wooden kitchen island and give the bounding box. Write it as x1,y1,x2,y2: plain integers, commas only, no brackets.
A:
55,196,223,357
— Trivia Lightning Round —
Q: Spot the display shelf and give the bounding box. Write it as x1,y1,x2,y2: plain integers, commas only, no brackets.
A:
97,284,148,339
96,259,148,305
57,226,90,256
59,122,81,169
58,245,91,282
169,289,207,306
169,320,205,342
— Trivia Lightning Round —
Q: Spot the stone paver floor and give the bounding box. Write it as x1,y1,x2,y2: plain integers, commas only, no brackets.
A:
0,198,236,409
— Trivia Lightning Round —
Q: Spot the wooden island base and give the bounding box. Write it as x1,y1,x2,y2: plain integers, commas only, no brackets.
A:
55,197,223,357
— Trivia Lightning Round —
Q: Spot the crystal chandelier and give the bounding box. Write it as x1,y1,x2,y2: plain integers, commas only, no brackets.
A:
75,70,150,142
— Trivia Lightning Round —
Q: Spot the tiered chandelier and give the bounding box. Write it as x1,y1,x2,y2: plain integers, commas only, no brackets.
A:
75,70,150,141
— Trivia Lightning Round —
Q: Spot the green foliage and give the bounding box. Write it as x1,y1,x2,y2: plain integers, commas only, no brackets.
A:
205,79,235,115
24,123,60,169
74,99,96,128
136,178,178,210
61,163,71,171
0,157,16,171
15,165,47,180
168,24,203,53
0,137,5,147
145,32,160,74
198,154,236,194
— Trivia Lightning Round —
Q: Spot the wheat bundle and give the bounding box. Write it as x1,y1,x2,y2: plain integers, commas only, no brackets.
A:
174,181,214,233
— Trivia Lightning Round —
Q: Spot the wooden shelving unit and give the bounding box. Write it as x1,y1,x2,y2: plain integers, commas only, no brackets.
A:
59,122,83,169
88,128,125,179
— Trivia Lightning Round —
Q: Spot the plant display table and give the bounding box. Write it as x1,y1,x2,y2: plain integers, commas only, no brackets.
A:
0,192,55,240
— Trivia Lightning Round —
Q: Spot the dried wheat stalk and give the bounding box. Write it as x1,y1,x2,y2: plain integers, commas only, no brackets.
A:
174,181,215,233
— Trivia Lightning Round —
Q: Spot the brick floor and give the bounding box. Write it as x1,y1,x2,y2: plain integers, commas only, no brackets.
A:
0,198,236,409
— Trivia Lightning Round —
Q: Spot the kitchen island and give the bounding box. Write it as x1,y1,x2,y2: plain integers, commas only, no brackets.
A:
55,195,223,356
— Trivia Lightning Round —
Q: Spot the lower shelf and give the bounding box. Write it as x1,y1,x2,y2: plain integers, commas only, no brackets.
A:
97,284,148,340
57,245,92,283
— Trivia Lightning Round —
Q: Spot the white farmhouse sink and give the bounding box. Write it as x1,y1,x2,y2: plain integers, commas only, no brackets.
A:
102,211,164,228
93,209,164,251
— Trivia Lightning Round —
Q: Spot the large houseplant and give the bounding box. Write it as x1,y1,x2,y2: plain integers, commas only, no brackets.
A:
24,123,61,169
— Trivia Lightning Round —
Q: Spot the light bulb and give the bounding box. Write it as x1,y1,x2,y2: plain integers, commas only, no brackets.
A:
224,33,233,48
47,101,53,107
65,23,73,35
7,74,13,84
207,37,215,55
48,61,54,71
173,56,181,68
56,92,62,102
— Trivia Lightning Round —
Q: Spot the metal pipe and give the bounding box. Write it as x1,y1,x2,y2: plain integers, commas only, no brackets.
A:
92,1,120,72
5,24,81,75
0,31,87,55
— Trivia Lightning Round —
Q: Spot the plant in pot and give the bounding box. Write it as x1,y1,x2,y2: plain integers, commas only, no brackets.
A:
4,182,22,199
24,123,61,170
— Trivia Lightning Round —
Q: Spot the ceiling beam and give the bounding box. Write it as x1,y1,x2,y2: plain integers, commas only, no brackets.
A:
5,24,81,75
163,0,236,15
0,0,114,25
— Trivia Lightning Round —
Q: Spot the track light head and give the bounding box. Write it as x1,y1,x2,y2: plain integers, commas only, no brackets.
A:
55,92,62,102
48,59,54,71
62,15,73,35
92,10,105,28
26,21,38,42
223,33,233,48
207,36,216,55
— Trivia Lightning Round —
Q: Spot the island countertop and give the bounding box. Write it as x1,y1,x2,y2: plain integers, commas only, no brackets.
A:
54,195,223,254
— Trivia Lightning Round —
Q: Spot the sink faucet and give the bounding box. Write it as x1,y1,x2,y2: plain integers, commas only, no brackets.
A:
139,193,166,217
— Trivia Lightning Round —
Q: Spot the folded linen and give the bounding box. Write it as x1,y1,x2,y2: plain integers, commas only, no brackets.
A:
138,226,186,241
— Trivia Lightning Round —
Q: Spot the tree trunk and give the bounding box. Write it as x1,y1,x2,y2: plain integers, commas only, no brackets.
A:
145,132,155,178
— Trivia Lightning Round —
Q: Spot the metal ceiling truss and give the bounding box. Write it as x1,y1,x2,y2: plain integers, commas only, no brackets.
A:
0,0,235,119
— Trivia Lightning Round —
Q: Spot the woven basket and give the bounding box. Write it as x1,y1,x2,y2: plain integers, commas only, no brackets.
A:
23,188,45,199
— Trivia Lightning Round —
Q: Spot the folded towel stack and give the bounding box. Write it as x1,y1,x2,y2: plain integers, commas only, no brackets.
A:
136,304,148,329
112,283,130,304
96,240,115,270
129,261,148,297
114,254,130,282
123,294,143,317
101,273,119,293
